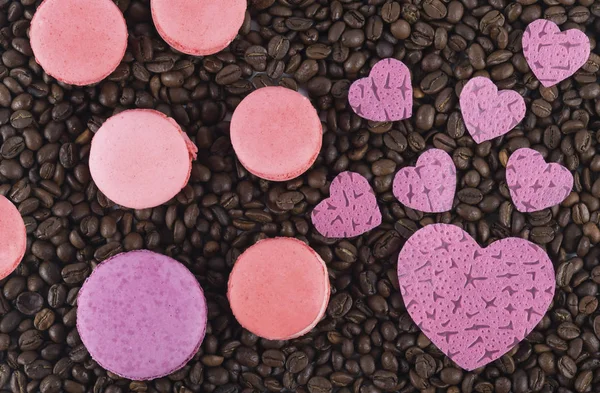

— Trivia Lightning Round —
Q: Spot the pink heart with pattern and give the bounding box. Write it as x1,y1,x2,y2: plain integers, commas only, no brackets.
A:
506,148,573,213
311,172,381,238
348,58,412,122
393,149,456,213
459,77,526,144
523,19,590,88
398,224,555,370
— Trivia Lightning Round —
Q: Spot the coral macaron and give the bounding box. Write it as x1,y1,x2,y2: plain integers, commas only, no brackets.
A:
228,238,330,340
151,0,247,56
89,109,197,209
30,0,127,86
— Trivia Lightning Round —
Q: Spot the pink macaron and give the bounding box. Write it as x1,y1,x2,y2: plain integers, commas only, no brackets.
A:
228,238,330,340
89,109,197,210
77,250,208,380
30,0,128,86
0,195,26,280
230,87,322,181
151,0,247,56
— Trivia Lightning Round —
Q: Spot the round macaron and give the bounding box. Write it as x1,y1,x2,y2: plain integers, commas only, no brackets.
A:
89,109,197,209
30,0,127,86
0,195,26,280
230,87,322,181
77,250,207,380
151,0,247,56
228,238,330,340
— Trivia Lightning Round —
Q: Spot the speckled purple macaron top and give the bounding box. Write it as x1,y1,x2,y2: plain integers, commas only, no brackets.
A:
77,250,207,380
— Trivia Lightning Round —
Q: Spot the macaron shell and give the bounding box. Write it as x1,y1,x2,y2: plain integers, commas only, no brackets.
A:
227,238,330,340
30,0,128,86
151,0,247,56
77,250,208,380
89,109,197,210
0,195,26,280
230,87,322,181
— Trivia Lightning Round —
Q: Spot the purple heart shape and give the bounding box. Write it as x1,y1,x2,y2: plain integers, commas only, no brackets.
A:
506,148,573,213
348,58,412,122
311,172,381,238
523,19,590,88
393,149,456,213
459,77,526,144
398,224,555,371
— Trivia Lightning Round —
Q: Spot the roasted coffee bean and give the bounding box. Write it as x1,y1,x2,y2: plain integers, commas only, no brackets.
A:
244,46,268,71
14,292,43,316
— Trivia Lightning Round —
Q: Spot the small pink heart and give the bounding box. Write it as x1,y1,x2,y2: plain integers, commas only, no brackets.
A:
506,148,573,213
523,20,590,88
398,224,555,371
311,172,381,238
459,77,526,144
393,149,456,213
348,58,412,122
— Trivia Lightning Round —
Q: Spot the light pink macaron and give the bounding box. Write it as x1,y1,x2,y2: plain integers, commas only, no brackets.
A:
89,109,197,209
230,87,322,181
0,195,26,280
228,238,330,340
30,0,128,86
151,0,247,56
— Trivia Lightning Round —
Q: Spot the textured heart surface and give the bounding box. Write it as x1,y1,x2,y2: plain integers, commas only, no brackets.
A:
506,148,573,213
459,77,526,144
398,224,555,371
393,149,456,213
311,172,381,238
460,76,526,143
523,19,590,88
348,58,412,122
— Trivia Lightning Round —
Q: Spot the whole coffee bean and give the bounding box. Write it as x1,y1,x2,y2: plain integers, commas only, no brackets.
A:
286,351,309,373
532,99,552,117
558,355,577,378
61,263,90,284
245,46,268,71
215,65,242,85
421,70,448,94
423,0,447,19
307,376,332,393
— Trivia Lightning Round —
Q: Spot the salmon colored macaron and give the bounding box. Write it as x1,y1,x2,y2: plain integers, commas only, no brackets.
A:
228,238,330,340
30,0,128,86
230,87,322,181
77,250,208,380
151,0,247,56
89,109,197,209
0,195,26,280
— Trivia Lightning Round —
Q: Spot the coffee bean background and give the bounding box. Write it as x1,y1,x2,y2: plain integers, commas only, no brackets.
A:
0,0,599,392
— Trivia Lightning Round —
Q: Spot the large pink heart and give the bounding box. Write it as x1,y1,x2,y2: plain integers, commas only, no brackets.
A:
506,148,573,213
459,77,526,144
348,58,412,122
393,149,456,213
398,224,555,371
523,20,590,88
311,171,381,238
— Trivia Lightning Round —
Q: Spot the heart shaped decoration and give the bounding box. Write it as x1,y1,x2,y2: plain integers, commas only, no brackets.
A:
459,77,526,144
398,224,555,371
348,58,412,122
311,172,381,238
523,20,590,88
506,148,573,213
393,149,456,213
